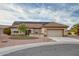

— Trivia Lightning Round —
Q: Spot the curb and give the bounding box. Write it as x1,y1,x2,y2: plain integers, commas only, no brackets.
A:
0,41,79,56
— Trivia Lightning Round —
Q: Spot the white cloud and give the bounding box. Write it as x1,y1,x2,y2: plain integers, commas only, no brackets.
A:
0,4,30,25
0,3,79,27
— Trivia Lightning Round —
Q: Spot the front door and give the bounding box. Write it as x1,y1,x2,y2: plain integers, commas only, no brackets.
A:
25,30,31,35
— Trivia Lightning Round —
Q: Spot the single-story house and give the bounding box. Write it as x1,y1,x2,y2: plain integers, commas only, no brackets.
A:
10,21,68,37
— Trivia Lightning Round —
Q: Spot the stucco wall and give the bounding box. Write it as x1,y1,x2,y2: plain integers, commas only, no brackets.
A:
11,27,67,36
62,28,68,36
0,28,3,35
32,29,41,34
11,28,42,35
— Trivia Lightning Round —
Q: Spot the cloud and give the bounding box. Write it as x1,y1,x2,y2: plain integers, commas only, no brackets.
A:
0,4,31,25
0,3,79,27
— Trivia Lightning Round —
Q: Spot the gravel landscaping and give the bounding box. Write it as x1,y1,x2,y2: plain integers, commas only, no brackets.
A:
0,35,53,48
9,35,39,39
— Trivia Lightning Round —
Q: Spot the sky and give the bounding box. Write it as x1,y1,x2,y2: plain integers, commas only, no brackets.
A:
0,3,79,28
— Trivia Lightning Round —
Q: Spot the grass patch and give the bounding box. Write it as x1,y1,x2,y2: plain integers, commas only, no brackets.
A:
9,35,38,40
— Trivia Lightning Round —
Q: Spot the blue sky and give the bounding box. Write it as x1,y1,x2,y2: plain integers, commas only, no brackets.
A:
0,3,79,27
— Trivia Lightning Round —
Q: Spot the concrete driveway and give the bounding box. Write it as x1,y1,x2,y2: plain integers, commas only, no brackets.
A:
49,37,79,42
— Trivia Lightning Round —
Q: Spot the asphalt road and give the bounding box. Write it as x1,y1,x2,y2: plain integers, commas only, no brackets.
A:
4,44,79,56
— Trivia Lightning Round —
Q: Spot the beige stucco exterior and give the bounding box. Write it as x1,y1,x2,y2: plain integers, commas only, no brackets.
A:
0,28,3,35
11,27,67,37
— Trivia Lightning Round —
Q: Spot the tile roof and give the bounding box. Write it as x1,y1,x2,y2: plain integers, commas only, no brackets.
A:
12,21,68,28
13,21,49,25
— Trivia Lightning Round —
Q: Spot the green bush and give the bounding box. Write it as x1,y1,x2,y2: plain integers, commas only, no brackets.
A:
3,28,11,35
68,32,71,35
72,24,79,35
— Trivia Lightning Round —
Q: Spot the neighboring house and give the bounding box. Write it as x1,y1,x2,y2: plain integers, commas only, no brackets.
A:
11,21,68,37
0,25,10,35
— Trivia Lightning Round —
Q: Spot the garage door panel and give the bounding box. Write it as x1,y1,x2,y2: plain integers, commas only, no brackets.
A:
47,30,63,37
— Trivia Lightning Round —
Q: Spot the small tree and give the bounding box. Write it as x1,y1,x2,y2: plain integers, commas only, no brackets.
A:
71,24,79,35
18,23,28,35
74,24,79,35
3,28,11,35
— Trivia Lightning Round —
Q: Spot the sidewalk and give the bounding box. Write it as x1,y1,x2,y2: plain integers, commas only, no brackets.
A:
49,37,79,42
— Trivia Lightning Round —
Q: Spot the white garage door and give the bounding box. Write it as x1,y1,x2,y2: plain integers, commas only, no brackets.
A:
47,30,63,37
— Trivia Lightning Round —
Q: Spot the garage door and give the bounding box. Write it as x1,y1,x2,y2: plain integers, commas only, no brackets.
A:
47,30,63,37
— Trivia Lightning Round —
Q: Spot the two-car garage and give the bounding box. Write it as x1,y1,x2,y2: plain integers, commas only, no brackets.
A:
43,22,68,37
47,29,64,37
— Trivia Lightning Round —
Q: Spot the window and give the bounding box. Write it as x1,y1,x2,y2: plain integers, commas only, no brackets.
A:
13,31,19,33
33,29,41,34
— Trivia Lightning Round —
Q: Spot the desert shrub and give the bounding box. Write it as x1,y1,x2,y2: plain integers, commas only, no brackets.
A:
68,32,71,35
3,28,11,35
